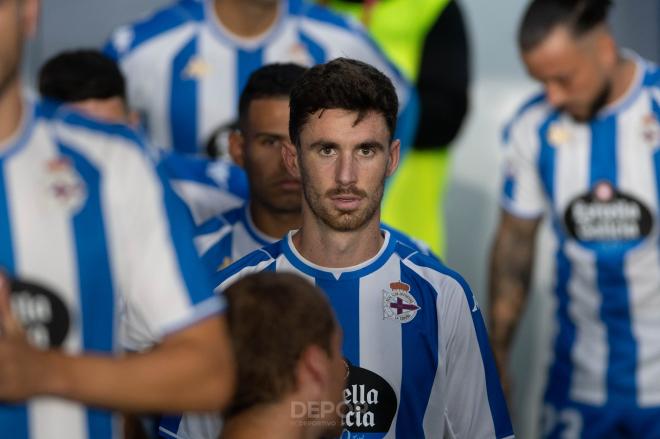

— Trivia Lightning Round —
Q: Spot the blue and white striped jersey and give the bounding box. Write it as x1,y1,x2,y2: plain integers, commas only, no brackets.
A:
0,100,224,439
194,203,442,274
207,230,513,438
501,54,660,407
159,152,248,225
104,0,416,154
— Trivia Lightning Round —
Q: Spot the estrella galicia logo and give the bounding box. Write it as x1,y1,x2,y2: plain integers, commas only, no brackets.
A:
340,360,397,438
564,181,652,251
10,278,70,349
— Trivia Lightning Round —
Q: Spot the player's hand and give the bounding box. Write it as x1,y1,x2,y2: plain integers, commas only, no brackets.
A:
0,273,45,401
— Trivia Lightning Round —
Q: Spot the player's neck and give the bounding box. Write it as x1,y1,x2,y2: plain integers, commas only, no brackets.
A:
293,206,385,268
249,202,301,240
606,56,637,107
0,78,23,151
222,402,312,439
214,0,280,38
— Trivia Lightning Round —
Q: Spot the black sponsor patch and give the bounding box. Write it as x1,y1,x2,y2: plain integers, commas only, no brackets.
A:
9,279,70,349
564,181,652,247
342,360,397,436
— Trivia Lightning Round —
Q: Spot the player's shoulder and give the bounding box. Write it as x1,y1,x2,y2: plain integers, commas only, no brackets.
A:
398,248,477,309
38,100,149,157
383,225,441,263
642,58,660,88
212,240,283,290
502,91,556,145
105,0,204,59
219,204,245,227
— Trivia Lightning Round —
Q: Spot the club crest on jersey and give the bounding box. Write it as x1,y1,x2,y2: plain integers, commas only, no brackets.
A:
183,57,212,80
641,114,660,147
547,122,571,147
383,282,420,323
44,158,87,213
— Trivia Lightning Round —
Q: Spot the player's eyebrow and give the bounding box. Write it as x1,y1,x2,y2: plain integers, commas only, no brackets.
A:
308,140,339,149
355,141,386,151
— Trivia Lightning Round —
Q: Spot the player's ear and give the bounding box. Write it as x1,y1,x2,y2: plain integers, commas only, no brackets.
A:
386,139,401,178
282,141,301,179
296,345,330,400
21,0,40,39
228,130,246,168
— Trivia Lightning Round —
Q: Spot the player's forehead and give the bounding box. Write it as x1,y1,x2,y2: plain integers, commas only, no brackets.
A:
299,108,390,144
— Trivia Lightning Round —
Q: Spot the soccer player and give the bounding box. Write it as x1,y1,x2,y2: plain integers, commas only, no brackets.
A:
0,2,234,438
489,0,660,437
214,58,514,438
214,272,345,439
195,62,435,274
38,48,248,225
103,0,416,156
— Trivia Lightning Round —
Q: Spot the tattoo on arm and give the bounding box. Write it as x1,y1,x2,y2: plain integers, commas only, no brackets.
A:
488,212,541,363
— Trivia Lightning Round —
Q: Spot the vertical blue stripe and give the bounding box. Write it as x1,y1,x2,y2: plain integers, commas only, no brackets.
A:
236,48,264,106
537,112,561,202
58,145,114,439
393,88,420,157
298,32,326,65
316,278,360,365
170,37,199,154
0,160,29,439
544,234,576,405
589,116,617,185
156,162,217,305
503,175,516,201
589,116,637,404
395,264,439,438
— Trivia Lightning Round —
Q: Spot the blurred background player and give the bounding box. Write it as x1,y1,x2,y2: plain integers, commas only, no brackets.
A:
489,0,660,437
104,0,416,158
319,0,470,258
218,272,345,439
195,62,437,273
38,48,249,225
0,1,235,438
212,58,514,438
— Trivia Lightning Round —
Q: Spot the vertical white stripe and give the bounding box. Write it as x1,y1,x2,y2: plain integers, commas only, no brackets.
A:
7,126,87,439
122,25,196,150
198,30,237,146
618,91,660,406
565,241,607,405
554,117,590,213
357,255,402,439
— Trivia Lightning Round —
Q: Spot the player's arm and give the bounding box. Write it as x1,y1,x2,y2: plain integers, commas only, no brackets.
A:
487,210,541,394
437,273,514,438
0,276,235,412
6,320,235,412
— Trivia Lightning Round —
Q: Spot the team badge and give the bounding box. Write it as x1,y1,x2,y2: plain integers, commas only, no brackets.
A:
641,114,660,148
383,281,420,323
183,57,212,79
547,122,570,147
44,158,87,213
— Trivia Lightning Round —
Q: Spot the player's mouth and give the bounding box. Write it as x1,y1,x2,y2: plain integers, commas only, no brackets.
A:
329,194,362,210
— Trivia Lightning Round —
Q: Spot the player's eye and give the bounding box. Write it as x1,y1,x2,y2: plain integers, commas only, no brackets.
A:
358,146,375,157
319,146,335,156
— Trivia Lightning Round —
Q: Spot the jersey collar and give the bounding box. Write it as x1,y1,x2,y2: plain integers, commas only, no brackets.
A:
281,228,397,281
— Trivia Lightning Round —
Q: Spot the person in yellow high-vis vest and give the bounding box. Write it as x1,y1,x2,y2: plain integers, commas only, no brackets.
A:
320,0,470,257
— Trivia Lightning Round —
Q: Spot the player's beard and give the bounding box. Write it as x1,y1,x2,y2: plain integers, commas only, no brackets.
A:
587,78,612,120
300,166,385,232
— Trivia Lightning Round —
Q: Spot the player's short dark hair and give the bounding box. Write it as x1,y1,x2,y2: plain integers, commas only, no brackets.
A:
222,272,337,419
38,49,126,103
518,0,613,52
238,63,307,129
289,58,398,147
